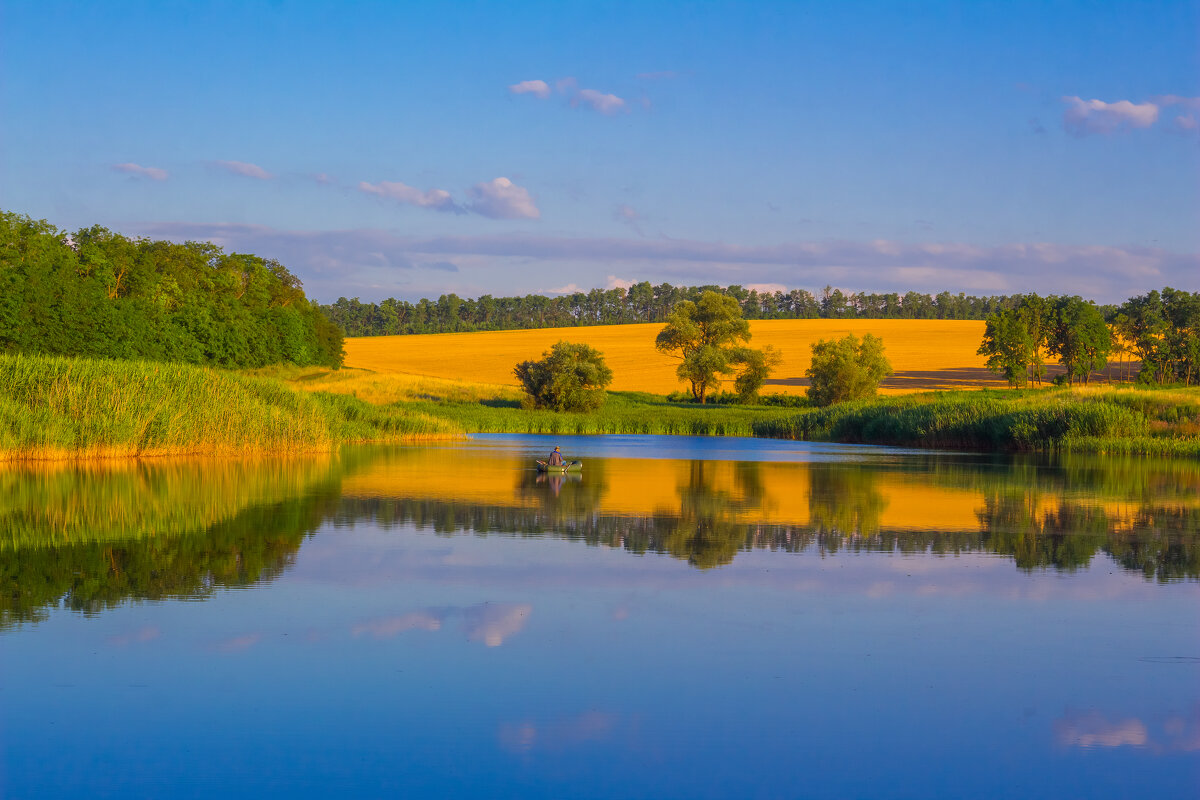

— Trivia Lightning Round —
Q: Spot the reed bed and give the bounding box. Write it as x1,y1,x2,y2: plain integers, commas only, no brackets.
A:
752,386,1200,454
0,354,461,461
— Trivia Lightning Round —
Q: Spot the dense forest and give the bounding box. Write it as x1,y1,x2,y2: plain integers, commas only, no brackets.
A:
321,284,1074,336
0,212,343,368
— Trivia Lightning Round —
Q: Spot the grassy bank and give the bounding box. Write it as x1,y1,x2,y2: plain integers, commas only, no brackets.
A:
0,354,460,461
4,356,1198,460
268,366,1200,455
751,386,1200,456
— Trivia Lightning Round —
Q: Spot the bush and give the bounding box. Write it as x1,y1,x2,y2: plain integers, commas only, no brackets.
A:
513,341,614,412
805,333,893,407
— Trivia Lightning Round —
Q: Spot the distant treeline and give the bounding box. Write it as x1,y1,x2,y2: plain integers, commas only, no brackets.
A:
0,212,344,368
322,284,1051,337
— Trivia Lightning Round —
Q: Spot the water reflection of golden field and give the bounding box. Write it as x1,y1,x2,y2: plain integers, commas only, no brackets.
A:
341,449,992,532
344,319,999,396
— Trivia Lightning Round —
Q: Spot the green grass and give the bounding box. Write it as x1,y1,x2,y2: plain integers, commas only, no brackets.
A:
402,391,801,437
4,354,1198,460
750,387,1200,455
0,353,461,460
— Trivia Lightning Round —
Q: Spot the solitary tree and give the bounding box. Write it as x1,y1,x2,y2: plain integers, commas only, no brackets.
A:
978,309,1036,387
805,333,893,406
655,291,779,403
513,341,613,411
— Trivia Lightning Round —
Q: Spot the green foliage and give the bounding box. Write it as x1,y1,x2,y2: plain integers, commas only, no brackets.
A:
805,333,893,407
978,309,1036,387
1047,296,1112,385
1120,288,1200,386
514,341,614,411
0,211,344,369
654,291,779,403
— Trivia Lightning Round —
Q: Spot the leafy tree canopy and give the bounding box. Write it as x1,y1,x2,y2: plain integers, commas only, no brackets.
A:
805,333,893,406
514,340,614,412
654,291,779,403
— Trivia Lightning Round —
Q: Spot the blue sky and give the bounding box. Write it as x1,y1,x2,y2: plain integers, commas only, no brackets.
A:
2,0,1197,302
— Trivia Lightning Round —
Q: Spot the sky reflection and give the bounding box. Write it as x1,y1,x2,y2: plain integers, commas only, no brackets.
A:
1,438,1197,798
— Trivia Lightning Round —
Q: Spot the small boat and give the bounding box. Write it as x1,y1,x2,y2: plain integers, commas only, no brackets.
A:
536,459,583,473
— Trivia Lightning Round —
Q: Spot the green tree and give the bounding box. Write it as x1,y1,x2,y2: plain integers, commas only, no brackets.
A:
978,308,1036,387
805,333,893,406
513,340,614,411
655,290,778,403
1047,296,1112,385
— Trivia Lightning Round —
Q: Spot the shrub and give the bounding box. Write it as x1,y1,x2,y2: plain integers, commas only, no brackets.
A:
513,341,614,412
805,333,893,407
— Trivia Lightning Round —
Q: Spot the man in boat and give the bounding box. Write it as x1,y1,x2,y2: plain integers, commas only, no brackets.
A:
548,446,565,466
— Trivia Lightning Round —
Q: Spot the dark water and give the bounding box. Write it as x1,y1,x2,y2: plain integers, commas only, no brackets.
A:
2,434,1197,798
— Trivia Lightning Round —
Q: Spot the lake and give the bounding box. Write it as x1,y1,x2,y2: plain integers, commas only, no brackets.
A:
2,434,1197,798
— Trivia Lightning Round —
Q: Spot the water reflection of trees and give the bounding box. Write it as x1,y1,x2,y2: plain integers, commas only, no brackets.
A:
0,457,352,629
3,449,1198,629
343,458,1200,579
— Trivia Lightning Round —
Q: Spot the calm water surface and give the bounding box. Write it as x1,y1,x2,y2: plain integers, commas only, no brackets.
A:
2,434,1198,798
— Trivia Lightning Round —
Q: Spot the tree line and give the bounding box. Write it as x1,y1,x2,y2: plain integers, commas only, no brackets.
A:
0,211,344,368
979,289,1200,387
322,284,1045,336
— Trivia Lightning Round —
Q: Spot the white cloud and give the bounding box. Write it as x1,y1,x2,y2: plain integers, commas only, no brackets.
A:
575,88,627,114
746,283,787,294
467,177,540,219
606,275,635,290
548,282,583,295
112,162,168,181
463,603,531,647
509,79,551,99
1175,114,1198,132
1154,94,1200,110
555,76,578,94
215,160,273,180
359,180,460,212
1062,96,1159,135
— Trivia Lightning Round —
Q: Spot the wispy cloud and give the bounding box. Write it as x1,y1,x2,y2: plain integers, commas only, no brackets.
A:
574,88,627,114
212,633,263,653
1061,96,1159,136
508,79,551,99
463,603,532,647
606,275,635,290
352,611,443,639
614,203,644,236
1055,711,1148,748
509,76,630,115
215,160,273,180
467,177,540,219
359,180,460,212
132,221,1200,304
112,162,168,181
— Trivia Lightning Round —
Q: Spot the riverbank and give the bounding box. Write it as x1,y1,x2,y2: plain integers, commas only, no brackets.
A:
0,354,460,461
3,356,1198,460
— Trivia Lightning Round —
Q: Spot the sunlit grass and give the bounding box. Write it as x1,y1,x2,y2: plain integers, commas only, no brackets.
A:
0,354,462,461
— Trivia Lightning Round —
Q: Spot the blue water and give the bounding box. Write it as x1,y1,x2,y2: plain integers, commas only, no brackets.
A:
1,436,1196,798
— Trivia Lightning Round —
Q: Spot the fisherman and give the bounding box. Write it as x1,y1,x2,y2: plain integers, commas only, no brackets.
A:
548,446,565,466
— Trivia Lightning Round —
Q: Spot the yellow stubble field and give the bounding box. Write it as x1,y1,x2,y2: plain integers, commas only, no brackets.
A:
344,319,1003,396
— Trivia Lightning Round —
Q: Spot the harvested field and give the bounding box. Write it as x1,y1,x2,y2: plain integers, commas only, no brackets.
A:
345,319,1023,395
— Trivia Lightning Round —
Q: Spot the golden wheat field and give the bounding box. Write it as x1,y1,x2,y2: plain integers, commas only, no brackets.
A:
344,319,1010,395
